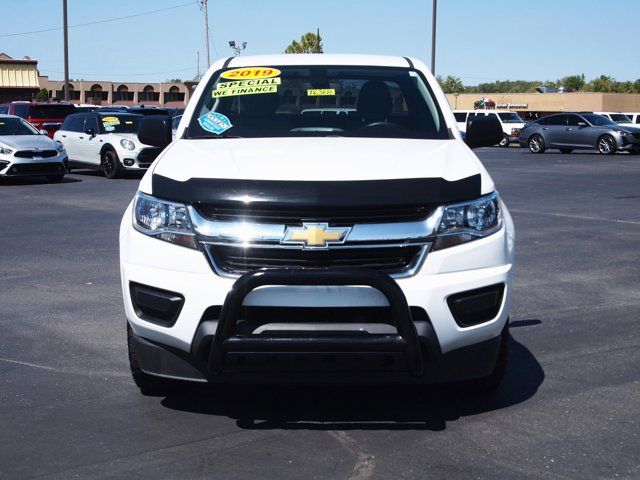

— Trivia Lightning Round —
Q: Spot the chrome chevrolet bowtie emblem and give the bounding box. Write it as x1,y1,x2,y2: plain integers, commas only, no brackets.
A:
282,223,351,249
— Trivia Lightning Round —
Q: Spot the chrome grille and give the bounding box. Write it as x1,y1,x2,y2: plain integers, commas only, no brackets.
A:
190,205,442,279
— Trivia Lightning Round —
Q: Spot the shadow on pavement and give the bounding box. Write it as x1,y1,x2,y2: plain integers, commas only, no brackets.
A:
161,334,544,431
0,176,81,185
68,169,144,179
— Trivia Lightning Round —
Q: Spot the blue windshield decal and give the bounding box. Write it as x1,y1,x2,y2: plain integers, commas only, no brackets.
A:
198,112,232,135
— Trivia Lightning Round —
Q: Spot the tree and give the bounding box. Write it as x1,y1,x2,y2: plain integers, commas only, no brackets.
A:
437,75,465,94
165,78,183,83
561,74,585,92
35,88,49,102
586,75,616,93
284,32,323,54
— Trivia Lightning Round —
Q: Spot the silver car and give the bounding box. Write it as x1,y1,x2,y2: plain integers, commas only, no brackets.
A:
519,113,640,155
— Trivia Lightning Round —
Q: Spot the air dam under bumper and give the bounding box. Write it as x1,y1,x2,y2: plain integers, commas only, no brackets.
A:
128,269,506,384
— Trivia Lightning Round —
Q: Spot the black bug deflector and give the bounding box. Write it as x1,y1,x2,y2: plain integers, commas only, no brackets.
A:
207,269,424,377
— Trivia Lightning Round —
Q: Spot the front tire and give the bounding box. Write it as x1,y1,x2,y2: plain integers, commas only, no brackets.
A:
597,135,616,155
499,134,510,148
528,134,546,154
101,149,123,179
128,324,177,396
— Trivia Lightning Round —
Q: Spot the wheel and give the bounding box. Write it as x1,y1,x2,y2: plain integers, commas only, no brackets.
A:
560,148,573,154
101,149,123,179
127,324,177,396
528,134,546,154
597,135,616,155
459,323,509,394
498,133,510,148
45,174,65,183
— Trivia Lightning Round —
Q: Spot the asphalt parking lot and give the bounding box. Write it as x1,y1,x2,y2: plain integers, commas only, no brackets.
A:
1,147,639,480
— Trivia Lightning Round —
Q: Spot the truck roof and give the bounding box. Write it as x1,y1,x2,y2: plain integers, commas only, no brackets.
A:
219,53,415,69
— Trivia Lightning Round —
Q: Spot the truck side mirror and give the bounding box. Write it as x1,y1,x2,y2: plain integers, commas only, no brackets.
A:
465,115,503,149
138,115,173,148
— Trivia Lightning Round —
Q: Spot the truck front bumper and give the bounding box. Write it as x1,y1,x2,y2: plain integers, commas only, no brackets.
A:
120,201,515,384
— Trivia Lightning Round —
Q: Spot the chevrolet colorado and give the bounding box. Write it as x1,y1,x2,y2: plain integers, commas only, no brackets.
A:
120,54,514,394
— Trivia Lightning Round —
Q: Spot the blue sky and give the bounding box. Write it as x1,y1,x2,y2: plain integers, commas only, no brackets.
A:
2,0,639,84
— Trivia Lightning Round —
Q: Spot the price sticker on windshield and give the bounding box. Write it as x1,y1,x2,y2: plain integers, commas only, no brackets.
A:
307,89,336,96
220,67,281,80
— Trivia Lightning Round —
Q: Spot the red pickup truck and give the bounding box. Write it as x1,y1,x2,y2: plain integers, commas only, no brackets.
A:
0,102,76,138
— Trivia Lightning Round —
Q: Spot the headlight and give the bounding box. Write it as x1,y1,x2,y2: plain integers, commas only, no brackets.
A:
616,130,630,136
132,192,197,249
120,138,136,151
54,141,65,152
433,192,502,250
0,146,13,155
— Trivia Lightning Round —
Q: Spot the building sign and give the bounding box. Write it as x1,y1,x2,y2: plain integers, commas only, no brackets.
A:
496,103,529,109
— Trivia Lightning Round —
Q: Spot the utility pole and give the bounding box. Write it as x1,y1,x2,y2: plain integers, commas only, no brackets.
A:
199,0,210,68
63,0,70,101
196,51,200,81
316,27,321,53
431,0,437,74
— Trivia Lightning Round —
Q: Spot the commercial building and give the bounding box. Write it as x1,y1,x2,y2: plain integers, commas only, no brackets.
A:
446,92,640,120
38,77,191,107
0,53,40,103
0,51,191,107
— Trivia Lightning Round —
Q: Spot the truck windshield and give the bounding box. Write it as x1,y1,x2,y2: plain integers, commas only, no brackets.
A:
498,112,523,123
187,65,448,139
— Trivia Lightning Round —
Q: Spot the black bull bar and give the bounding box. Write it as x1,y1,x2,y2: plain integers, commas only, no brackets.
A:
207,268,425,376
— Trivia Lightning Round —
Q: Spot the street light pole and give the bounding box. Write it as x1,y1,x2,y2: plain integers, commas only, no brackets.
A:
431,0,437,75
63,0,70,101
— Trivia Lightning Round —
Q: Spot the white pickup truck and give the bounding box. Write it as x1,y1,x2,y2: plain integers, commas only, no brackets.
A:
119,54,515,394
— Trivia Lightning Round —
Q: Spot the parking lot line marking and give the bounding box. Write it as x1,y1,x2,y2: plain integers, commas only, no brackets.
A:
0,356,128,377
510,209,640,226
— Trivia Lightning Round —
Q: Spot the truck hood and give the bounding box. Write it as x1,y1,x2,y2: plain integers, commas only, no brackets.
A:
0,134,56,151
152,137,485,184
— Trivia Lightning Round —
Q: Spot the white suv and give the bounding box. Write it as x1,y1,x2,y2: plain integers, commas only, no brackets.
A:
120,54,515,394
54,112,161,178
454,110,525,147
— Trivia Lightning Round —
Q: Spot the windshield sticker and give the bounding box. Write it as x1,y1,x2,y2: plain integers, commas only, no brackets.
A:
102,116,120,126
104,125,115,131
212,84,278,98
217,77,281,90
220,67,281,80
125,121,133,125
198,112,233,135
307,88,336,96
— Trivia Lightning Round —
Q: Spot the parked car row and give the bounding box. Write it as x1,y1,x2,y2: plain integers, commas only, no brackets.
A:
0,101,183,139
454,108,640,155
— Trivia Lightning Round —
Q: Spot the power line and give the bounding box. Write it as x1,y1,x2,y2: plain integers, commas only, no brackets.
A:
0,1,197,38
